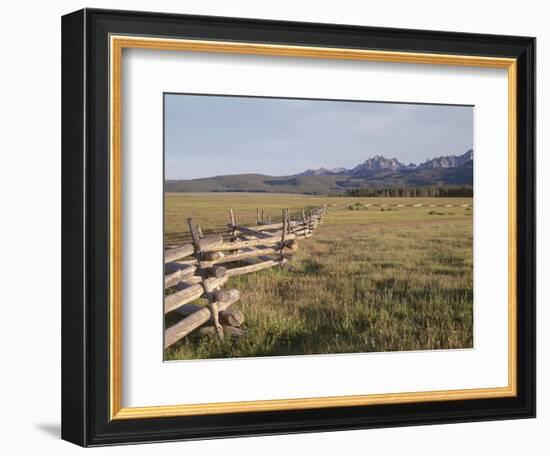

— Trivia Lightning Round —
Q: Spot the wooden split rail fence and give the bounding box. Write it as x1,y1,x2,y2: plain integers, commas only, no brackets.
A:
164,205,327,348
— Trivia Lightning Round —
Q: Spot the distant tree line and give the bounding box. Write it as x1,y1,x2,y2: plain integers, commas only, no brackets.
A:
335,185,473,198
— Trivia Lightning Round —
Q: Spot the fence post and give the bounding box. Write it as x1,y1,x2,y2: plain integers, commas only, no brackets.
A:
188,217,224,340
280,208,287,264
229,208,237,241
286,208,291,234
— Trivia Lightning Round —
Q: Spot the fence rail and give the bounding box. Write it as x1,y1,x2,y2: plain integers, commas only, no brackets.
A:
164,204,327,348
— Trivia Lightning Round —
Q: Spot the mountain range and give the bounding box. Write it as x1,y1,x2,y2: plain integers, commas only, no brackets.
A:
166,150,473,195
297,150,473,177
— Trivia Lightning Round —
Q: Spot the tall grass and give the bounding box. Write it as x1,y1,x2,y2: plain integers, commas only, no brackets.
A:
164,193,473,360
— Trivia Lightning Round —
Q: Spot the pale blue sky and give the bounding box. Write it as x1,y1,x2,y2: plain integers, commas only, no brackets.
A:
165,94,473,180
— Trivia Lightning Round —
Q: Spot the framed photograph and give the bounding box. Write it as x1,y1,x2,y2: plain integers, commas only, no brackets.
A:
61,8,535,446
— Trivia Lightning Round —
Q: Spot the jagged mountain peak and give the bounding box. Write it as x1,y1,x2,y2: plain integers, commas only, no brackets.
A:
357,155,405,169
418,149,474,169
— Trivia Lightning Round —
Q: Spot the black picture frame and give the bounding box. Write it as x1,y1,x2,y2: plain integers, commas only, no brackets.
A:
62,8,536,447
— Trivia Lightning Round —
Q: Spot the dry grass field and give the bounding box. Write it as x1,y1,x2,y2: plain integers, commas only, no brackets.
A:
164,192,473,360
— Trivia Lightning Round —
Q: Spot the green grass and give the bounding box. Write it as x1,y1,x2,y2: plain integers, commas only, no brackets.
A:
164,192,473,360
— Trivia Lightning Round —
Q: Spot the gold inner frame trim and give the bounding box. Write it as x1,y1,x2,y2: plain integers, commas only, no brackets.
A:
109,35,518,420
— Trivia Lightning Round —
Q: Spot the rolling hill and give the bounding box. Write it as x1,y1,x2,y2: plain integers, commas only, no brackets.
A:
165,150,473,195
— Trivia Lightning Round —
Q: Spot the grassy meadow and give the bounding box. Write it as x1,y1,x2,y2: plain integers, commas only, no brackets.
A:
164,192,473,360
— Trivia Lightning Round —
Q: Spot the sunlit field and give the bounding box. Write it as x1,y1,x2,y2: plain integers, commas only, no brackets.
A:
164,192,473,360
